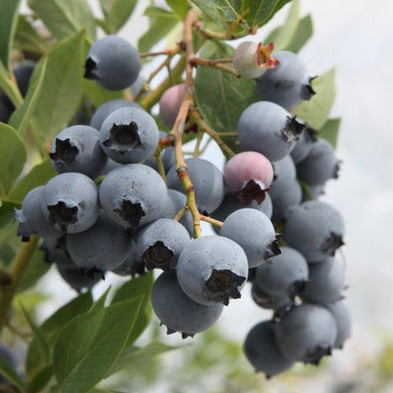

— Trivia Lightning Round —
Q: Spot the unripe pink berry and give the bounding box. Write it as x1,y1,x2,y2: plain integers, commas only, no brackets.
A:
159,84,185,128
224,151,274,204
233,41,279,79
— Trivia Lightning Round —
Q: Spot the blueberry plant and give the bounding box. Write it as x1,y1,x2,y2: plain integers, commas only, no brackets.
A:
0,0,350,391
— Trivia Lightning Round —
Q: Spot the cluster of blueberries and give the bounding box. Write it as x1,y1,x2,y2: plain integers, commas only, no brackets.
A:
4,35,350,379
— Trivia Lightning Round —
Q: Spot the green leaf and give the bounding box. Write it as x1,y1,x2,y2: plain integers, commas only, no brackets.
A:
17,246,51,293
0,0,21,71
190,0,243,25
319,118,341,148
268,0,300,50
144,6,179,19
0,123,26,197
285,14,313,53
98,0,137,33
29,365,53,393
296,69,336,129
167,0,189,17
26,292,93,379
28,0,96,42
53,297,143,393
0,351,25,391
111,273,153,345
14,14,46,54
138,16,180,53
0,200,20,228
108,342,177,377
195,41,257,135
247,0,292,27
9,159,56,203
14,31,85,147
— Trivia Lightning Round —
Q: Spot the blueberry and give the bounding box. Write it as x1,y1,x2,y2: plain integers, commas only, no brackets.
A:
296,138,340,186
66,211,131,273
237,101,305,161
251,283,293,314
159,84,185,128
42,173,100,234
90,99,142,130
135,218,190,271
327,301,351,349
98,164,168,229
254,247,308,299
303,257,346,305
14,186,63,240
256,50,315,109
177,236,248,305
220,208,280,268
0,98,13,123
224,152,274,205
0,344,18,385
130,75,145,97
274,304,337,364
100,107,159,164
166,158,225,215
84,35,141,91
284,201,345,262
49,125,108,178
151,270,223,338
111,241,145,277
213,192,273,222
244,320,294,377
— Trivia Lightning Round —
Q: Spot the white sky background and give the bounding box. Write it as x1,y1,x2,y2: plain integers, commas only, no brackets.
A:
26,0,393,355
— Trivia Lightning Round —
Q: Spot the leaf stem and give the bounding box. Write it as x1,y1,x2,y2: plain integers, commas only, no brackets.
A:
0,236,38,336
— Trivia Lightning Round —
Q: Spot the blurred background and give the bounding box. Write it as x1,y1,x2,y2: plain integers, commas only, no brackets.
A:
17,0,393,392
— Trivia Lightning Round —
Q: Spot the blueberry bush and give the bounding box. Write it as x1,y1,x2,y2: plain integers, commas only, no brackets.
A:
0,0,348,392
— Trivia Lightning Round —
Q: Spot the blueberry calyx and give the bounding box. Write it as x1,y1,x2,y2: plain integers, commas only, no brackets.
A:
84,57,99,80
103,121,141,149
321,232,345,256
304,345,332,365
47,201,78,226
264,236,281,260
234,179,269,205
283,116,305,143
114,199,146,228
204,269,246,305
49,138,79,164
144,241,174,270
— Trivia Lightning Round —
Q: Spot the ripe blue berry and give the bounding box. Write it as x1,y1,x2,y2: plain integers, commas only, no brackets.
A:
290,127,317,164
303,257,346,305
256,50,315,109
164,189,194,236
296,138,341,186
177,236,248,305
251,283,293,313
136,218,190,270
100,107,159,164
42,173,99,234
254,247,309,298
237,101,305,161
84,35,141,91
327,301,351,349
90,99,142,130
15,186,63,240
244,320,294,377
98,164,168,229
49,125,107,178
66,211,131,273
274,304,337,364
284,201,345,262
166,158,225,215
220,208,280,268
151,270,223,338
